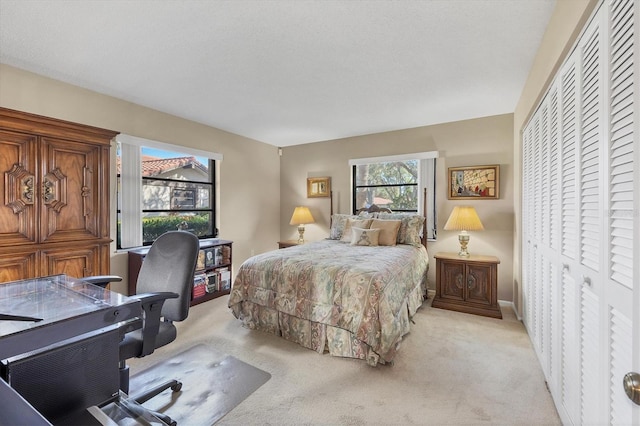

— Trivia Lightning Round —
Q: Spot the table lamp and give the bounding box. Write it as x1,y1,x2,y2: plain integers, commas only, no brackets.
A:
443,206,484,257
290,206,315,243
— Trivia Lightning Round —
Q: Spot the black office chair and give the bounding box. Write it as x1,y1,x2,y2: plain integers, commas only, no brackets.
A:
84,230,200,425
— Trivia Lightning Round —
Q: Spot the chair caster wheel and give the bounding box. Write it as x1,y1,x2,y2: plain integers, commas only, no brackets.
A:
171,382,182,392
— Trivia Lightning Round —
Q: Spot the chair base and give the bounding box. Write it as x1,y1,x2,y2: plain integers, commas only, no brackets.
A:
129,379,182,426
132,379,182,405
120,361,182,426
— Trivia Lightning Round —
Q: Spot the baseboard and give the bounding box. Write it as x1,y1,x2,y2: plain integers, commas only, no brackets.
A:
498,300,521,320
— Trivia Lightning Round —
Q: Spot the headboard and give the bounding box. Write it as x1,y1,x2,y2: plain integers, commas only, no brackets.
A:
356,204,392,214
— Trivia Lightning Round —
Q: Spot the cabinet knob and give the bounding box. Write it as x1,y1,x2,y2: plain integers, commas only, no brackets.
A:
467,275,476,290
22,175,35,204
581,275,592,287
42,176,55,203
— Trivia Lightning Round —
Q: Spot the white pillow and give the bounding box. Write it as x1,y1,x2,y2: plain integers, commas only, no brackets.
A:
350,227,380,246
340,218,373,242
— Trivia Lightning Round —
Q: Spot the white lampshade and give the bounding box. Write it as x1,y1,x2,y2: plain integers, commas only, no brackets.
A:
444,206,484,257
289,206,315,225
290,206,314,243
443,206,484,231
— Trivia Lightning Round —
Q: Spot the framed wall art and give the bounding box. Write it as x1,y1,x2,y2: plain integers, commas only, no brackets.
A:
307,177,331,198
448,164,499,200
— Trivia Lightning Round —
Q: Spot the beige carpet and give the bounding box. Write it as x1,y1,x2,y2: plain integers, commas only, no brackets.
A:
128,294,561,425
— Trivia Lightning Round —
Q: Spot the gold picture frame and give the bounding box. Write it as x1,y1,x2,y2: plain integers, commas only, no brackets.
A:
307,177,331,198
448,165,500,199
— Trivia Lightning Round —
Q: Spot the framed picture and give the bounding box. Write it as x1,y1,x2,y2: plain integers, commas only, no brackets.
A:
448,165,500,199
307,177,331,198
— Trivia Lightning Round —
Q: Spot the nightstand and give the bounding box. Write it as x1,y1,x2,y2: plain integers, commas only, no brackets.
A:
278,240,301,249
432,252,502,319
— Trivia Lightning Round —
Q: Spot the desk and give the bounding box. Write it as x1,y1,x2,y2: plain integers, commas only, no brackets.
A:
0,275,142,424
0,274,141,360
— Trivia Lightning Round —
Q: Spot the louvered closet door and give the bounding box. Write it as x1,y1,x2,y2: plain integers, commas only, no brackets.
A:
521,1,640,424
548,84,562,395
535,95,554,378
522,120,535,333
603,0,639,423
577,13,603,425
558,51,582,425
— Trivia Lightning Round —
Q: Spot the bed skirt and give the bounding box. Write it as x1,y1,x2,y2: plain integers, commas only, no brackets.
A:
232,276,427,366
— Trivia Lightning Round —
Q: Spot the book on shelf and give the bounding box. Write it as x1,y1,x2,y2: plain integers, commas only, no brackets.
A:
196,250,206,270
205,271,219,293
204,248,216,267
193,272,207,298
221,245,231,264
219,267,231,291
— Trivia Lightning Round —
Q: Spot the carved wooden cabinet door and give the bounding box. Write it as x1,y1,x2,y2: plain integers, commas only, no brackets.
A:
0,248,38,282
0,130,38,245
465,263,493,307
39,137,104,243
39,243,103,278
439,260,465,302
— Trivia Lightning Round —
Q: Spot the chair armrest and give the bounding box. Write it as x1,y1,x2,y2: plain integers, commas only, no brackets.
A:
134,292,178,306
134,292,179,357
81,275,123,288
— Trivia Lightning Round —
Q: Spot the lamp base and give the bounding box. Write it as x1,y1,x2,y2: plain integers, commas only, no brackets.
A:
297,225,305,244
458,231,470,257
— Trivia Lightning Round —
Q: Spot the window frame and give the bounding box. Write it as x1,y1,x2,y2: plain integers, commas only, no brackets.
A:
349,151,438,240
116,134,222,249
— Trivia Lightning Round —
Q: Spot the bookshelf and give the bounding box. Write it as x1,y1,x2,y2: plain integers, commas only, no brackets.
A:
127,238,233,306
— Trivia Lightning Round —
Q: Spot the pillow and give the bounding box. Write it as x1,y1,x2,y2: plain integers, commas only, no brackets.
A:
370,219,402,246
377,213,425,246
340,218,373,242
350,227,380,246
329,214,359,240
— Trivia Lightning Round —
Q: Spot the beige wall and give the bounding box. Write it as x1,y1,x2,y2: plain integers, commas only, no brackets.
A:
512,0,599,315
281,114,516,302
0,64,281,295
1,0,600,305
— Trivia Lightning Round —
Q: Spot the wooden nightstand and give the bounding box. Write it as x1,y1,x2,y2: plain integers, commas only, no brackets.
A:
278,240,301,249
432,252,502,319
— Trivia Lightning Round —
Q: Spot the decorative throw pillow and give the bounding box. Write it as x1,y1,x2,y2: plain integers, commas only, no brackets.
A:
340,218,373,242
350,227,380,246
370,219,402,246
329,214,359,240
377,213,425,246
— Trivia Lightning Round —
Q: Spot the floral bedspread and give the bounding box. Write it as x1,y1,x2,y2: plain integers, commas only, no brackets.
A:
228,239,429,365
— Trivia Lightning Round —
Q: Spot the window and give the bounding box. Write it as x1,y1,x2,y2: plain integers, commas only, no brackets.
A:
350,152,438,239
116,134,222,249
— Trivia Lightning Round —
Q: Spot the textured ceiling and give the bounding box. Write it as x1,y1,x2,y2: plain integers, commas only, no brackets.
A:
0,0,556,147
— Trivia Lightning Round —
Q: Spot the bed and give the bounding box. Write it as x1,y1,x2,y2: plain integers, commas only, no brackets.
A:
228,201,429,366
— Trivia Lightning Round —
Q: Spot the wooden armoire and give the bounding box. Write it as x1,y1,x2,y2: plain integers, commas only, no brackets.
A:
0,108,118,283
